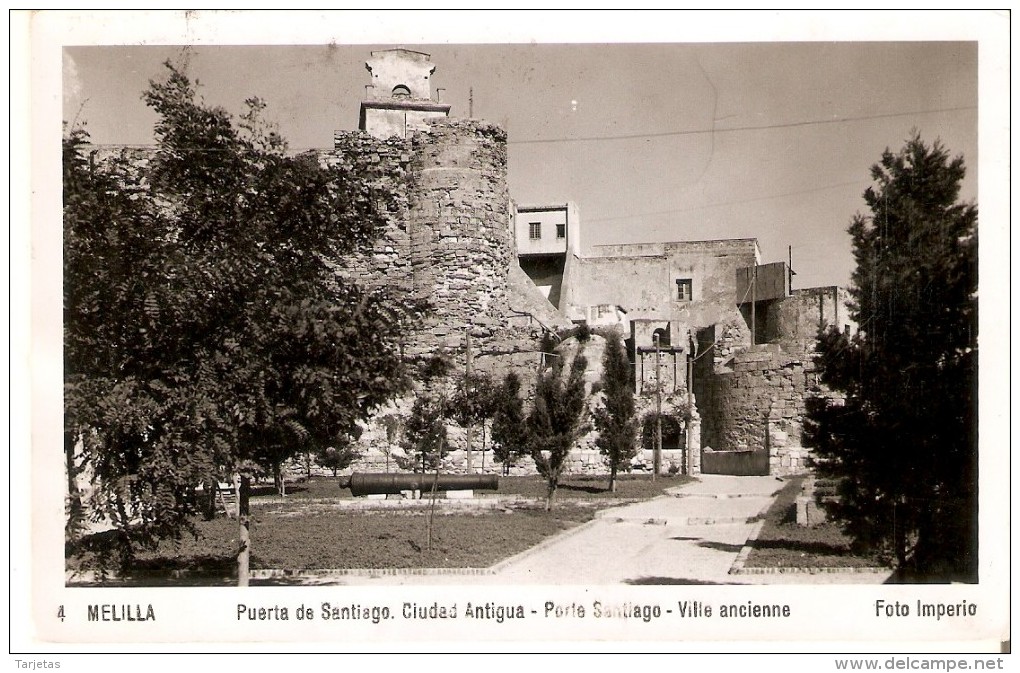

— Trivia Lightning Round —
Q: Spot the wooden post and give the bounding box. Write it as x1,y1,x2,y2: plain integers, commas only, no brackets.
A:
465,327,473,472
751,264,757,346
686,351,693,476
653,333,662,481
481,419,487,471
426,393,446,551
788,245,794,292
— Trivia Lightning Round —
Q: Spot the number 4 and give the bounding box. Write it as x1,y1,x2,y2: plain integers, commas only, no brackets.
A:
57,605,65,622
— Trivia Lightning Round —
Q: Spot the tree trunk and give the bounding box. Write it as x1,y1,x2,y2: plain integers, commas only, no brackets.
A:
546,481,557,511
466,422,473,472
274,464,285,497
201,479,217,520
65,430,83,539
609,465,618,493
893,499,907,570
426,468,440,551
236,473,250,587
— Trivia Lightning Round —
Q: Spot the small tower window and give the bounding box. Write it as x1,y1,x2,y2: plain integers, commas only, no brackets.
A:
392,84,411,99
556,223,566,239
529,222,542,240
676,278,693,301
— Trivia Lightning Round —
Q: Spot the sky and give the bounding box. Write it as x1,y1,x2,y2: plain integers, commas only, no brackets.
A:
60,17,982,291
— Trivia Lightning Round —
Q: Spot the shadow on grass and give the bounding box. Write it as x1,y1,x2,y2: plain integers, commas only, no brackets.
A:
129,554,237,575
69,577,237,588
558,483,608,494
624,576,741,585
251,576,343,586
66,553,239,587
774,504,798,525
750,538,854,557
883,568,977,585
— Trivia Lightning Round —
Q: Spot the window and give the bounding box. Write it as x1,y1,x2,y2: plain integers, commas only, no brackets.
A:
391,84,411,99
529,222,541,240
676,278,693,302
556,222,566,239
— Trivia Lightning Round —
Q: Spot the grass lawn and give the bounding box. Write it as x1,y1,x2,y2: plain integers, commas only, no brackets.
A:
68,473,693,582
129,505,595,572
743,475,888,569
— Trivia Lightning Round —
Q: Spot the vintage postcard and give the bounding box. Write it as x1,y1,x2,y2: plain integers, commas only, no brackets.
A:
12,9,1011,660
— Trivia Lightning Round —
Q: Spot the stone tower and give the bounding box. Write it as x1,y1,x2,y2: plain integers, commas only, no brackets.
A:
359,49,452,140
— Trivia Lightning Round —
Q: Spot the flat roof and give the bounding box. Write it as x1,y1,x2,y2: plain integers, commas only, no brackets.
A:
369,48,432,59
516,204,569,213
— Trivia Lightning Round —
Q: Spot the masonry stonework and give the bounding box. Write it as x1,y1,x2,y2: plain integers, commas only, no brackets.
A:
322,117,582,475
407,120,511,350
321,132,414,295
698,343,838,476
328,119,553,355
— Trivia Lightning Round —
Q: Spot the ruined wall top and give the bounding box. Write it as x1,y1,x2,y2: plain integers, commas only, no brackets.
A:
588,238,761,261
365,49,437,101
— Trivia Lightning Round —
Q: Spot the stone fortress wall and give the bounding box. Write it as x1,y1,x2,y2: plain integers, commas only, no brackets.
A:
89,47,858,481
559,234,851,477
700,345,821,476
91,124,846,480
694,284,851,476
328,119,515,356
324,117,581,476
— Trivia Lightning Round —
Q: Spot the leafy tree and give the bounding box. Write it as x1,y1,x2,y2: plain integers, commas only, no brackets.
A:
378,413,404,473
806,133,977,580
317,433,363,478
449,371,499,470
639,393,691,457
397,392,449,551
63,62,408,583
393,350,454,475
490,372,529,475
527,353,589,510
639,409,688,453
593,330,638,492
399,394,449,473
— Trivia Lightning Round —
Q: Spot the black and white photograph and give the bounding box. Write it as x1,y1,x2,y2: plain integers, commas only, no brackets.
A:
13,9,1010,660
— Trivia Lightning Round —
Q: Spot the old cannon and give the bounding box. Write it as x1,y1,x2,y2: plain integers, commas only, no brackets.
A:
339,472,499,497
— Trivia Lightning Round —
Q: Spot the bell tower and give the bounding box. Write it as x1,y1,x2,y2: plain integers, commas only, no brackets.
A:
359,49,452,139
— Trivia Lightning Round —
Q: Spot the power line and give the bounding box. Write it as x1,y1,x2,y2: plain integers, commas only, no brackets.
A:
508,105,976,146
692,341,716,362
586,178,869,224
80,105,974,154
